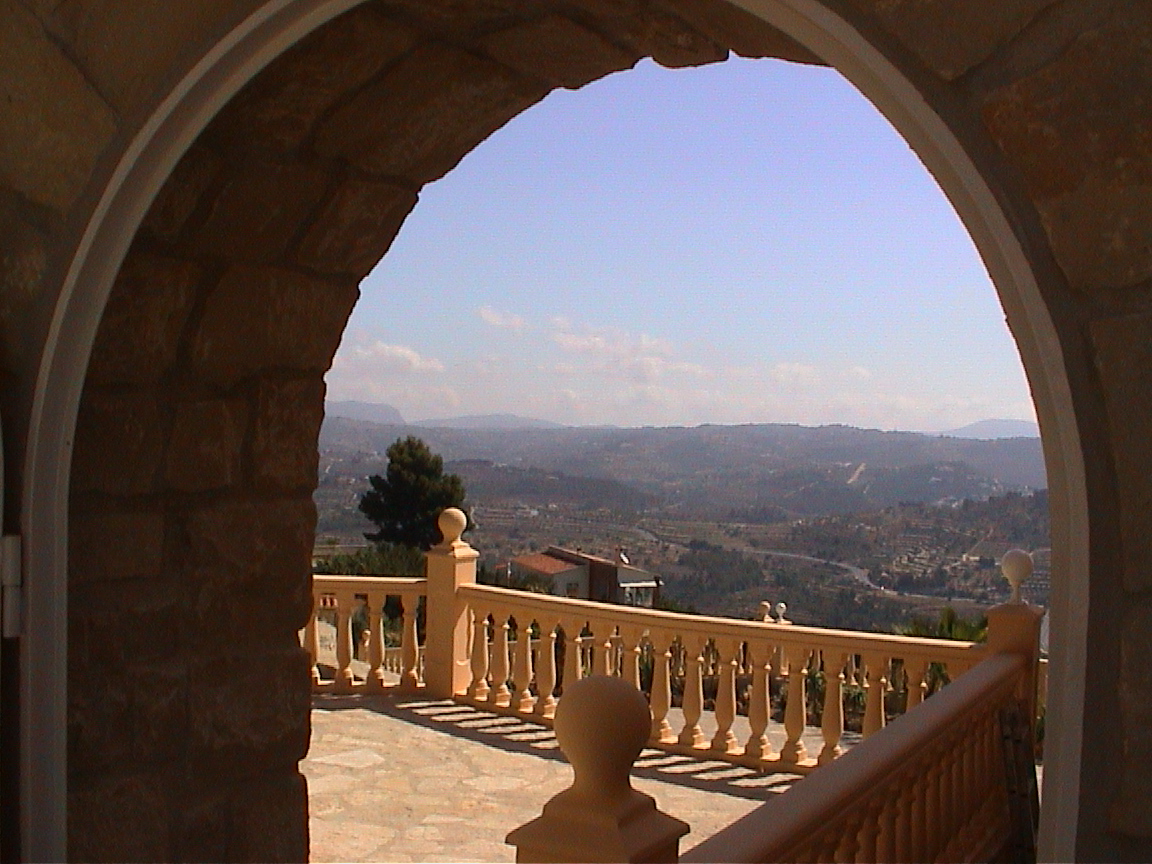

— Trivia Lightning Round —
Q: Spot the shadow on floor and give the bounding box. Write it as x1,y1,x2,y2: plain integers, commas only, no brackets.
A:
313,690,807,802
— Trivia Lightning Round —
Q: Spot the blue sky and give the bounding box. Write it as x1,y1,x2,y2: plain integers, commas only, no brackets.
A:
326,57,1035,432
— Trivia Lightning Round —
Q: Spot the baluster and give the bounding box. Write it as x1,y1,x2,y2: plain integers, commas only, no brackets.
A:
744,640,772,760
905,656,928,710
678,634,707,748
938,748,955,846
894,776,915,863
711,638,740,755
491,614,512,707
620,626,643,691
833,810,863,864
876,795,898,863
304,592,321,688
594,621,615,676
910,769,927,861
398,592,419,690
779,645,809,764
513,618,535,713
926,752,945,859
468,610,490,701
363,590,384,691
533,624,558,720
562,620,583,693
334,589,356,693
857,804,881,864
820,650,847,765
649,632,676,744
959,723,974,832
862,652,888,738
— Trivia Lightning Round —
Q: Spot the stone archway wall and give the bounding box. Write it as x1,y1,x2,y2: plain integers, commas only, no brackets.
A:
0,0,1143,860
63,4,821,859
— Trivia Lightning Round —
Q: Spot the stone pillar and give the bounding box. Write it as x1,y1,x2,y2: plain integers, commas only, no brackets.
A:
507,675,689,863
422,508,477,698
986,549,1045,722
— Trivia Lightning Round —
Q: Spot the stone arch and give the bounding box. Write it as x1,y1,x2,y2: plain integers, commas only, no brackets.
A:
24,0,1145,860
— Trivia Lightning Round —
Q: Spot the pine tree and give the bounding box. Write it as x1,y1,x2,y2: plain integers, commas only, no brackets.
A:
359,436,466,551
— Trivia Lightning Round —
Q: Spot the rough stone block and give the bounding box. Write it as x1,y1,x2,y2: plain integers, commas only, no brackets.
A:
68,773,171,863
35,0,263,117
189,266,358,385
845,0,1058,80
87,253,202,386
139,142,222,244
0,0,117,211
230,771,310,863
183,570,313,655
1090,312,1152,592
566,2,727,68
251,376,326,492
183,496,316,593
0,199,49,325
372,0,526,41
208,5,416,153
981,7,1152,290
654,0,823,63
186,647,312,777
68,509,164,585
314,42,549,184
72,389,165,495
164,398,249,492
1113,601,1152,835
480,15,640,89
192,159,329,264
68,653,187,776
294,179,417,280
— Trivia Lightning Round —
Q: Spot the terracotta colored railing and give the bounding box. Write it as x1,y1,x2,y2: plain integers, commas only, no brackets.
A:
457,582,984,773
305,574,426,693
681,652,1034,863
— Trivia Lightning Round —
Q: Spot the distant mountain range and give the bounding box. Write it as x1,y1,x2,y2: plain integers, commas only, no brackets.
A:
318,413,1047,521
326,401,1039,439
325,401,560,430
939,419,1039,439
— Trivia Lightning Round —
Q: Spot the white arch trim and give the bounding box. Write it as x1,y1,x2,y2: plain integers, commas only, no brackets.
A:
20,1,368,858
23,0,1087,860
727,1,1087,855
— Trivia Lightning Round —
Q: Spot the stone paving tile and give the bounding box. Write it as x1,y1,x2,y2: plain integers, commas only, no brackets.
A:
305,692,850,863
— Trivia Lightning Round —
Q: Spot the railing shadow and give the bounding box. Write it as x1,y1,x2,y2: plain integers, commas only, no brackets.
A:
311,689,840,803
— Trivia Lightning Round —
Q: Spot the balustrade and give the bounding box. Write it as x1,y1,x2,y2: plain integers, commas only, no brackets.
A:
456,581,986,776
305,575,426,693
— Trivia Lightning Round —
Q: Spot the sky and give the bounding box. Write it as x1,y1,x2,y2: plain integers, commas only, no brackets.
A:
325,57,1036,433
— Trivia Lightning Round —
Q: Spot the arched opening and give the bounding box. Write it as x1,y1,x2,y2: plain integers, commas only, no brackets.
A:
23,1,1093,860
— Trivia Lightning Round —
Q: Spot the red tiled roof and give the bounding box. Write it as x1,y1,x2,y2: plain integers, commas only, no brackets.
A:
510,552,583,576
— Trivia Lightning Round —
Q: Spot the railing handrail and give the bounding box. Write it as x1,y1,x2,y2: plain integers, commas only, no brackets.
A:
459,582,984,662
313,574,427,590
681,651,1026,863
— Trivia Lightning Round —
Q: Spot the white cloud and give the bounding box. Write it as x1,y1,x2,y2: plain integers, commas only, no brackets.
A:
478,305,526,330
335,341,445,374
767,362,821,388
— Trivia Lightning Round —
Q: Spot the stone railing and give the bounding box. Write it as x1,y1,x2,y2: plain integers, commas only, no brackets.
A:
457,581,984,773
305,574,426,693
507,549,1044,863
682,651,1037,863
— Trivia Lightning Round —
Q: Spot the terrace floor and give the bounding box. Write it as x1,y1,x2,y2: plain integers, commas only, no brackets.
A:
305,690,856,863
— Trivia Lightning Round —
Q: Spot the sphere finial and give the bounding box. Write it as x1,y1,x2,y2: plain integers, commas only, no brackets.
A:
553,675,650,798
1001,549,1033,604
438,507,467,546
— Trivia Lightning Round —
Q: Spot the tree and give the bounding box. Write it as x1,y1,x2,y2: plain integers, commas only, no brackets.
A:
359,436,466,551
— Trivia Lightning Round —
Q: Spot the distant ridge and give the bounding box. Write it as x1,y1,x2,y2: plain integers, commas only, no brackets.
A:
941,419,1039,440
326,400,405,425
413,413,565,430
